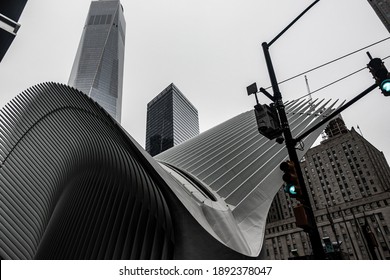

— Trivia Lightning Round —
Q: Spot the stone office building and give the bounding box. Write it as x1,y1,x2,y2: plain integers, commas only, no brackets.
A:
264,117,390,260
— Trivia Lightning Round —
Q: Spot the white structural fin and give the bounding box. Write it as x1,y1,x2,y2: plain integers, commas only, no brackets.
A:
155,99,340,257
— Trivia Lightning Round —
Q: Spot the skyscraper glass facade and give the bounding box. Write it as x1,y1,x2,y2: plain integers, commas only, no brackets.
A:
0,0,27,62
368,0,390,32
146,83,199,156
68,0,125,122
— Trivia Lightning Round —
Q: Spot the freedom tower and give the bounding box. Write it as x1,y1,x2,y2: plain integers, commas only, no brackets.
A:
68,0,125,122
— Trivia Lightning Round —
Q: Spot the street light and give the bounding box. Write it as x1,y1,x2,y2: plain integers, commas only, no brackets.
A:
258,0,326,260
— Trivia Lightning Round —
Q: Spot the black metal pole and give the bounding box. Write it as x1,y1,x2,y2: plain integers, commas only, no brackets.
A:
268,0,320,47
262,42,326,259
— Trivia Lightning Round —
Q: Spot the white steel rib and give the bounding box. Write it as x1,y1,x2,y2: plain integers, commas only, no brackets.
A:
155,99,339,257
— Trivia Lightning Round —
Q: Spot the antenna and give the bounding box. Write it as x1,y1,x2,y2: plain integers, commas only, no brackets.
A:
357,125,364,137
304,75,313,108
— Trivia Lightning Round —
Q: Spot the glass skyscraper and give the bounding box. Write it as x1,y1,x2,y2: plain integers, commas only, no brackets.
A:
68,0,125,122
368,0,390,32
0,0,27,62
146,83,199,156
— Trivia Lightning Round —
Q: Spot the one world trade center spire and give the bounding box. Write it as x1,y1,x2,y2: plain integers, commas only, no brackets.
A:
68,0,125,123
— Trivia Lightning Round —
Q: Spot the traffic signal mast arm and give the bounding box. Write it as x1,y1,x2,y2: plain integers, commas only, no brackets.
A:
294,53,387,143
251,0,388,261
259,51,384,259
294,83,377,144
253,0,388,260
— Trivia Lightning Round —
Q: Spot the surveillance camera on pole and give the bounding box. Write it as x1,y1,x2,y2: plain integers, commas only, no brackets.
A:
247,83,282,140
254,103,282,140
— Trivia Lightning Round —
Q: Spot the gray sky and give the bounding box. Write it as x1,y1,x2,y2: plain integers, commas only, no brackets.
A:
1,0,390,161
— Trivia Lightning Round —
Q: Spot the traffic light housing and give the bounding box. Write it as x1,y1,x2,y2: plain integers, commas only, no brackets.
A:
367,57,390,96
254,103,282,140
280,160,303,201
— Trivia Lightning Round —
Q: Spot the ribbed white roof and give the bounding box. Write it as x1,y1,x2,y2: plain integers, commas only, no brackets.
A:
155,98,340,256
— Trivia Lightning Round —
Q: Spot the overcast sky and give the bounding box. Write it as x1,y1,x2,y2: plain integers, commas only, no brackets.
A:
1,0,389,161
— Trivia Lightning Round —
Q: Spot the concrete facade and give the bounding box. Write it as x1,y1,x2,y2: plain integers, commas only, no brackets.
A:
264,118,390,259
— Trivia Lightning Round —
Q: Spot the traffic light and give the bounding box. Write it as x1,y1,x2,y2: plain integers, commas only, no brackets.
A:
280,160,302,201
254,103,282,140
367,57,390,96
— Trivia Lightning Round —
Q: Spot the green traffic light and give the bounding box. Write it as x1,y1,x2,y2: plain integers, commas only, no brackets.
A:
381,79,390,93
289,185,297,195
284,184,297,195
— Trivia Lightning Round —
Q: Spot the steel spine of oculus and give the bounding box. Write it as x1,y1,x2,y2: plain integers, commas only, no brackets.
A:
0,82,174,260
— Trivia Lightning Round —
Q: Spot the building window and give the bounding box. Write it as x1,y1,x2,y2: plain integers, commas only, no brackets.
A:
88,15,95,25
